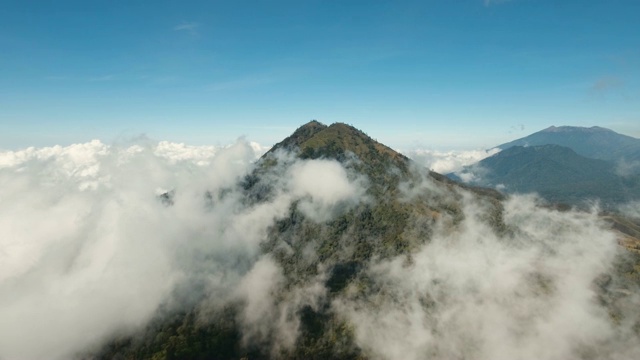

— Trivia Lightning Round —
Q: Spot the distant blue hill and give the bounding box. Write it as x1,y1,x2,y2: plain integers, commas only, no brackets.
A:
497,126,640,164
450,143,640,208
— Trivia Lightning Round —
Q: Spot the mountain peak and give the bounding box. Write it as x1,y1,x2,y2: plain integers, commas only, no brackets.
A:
256,121,413,196
541,125,615,134
453,143,636,207
266,121,408,166
262,120,327,155
498,125,640,163
299,119,327,132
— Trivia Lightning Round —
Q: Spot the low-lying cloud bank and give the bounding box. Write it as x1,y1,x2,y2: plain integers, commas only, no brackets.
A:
0,140,638,360
0,139,359,359
337,194,640,360
403,148,500,174
0,139,263,359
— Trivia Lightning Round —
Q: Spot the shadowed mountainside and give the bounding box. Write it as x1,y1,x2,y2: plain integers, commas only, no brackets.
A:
450,144,640,207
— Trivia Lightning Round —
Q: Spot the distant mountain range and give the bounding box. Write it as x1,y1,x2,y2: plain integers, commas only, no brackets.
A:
498,125,640,164
450,126,640,207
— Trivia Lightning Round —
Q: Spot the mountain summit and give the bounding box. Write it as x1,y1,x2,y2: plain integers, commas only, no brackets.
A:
497,125,640,163
451,144,640,206
451,125,640,207
266,120,408,170
258,121,419,201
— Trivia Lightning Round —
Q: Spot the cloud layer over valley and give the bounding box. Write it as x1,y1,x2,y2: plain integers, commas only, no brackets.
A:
404,148,501,174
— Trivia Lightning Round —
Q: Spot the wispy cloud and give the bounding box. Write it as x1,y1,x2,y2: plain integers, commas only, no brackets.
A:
173,22,200,36
404,148,500,174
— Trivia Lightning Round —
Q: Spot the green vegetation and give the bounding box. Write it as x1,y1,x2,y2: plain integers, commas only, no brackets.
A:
97,121,483,359
497,125,640,165
94,121,640,359
98,306,243,360
453,144,640,208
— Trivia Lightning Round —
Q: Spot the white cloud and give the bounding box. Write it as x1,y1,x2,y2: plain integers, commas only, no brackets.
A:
336,193,639,360
0,139,266,359
404,148,500,174
288,159,366,222
173,22,200,35
618,201,640,219
235,255,285,345
234,256,328,355
154,140,218,165
615,158,640,177
0,140,268,191
0,139,369,359
455,164,490,184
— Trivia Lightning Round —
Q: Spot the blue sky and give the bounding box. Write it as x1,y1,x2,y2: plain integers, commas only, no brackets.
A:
1,0,639,150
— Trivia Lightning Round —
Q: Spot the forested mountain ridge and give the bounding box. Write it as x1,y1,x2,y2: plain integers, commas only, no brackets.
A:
450,144,640,207
497,125,640,165
93,122,640,360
